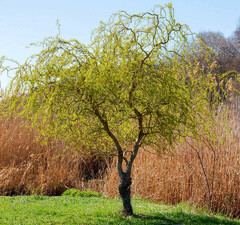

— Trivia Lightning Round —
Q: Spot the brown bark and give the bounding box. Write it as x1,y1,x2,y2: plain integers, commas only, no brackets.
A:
118,174,133,216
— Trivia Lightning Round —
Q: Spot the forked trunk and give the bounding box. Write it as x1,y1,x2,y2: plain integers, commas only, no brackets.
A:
118,175,133,216
94,99,143,216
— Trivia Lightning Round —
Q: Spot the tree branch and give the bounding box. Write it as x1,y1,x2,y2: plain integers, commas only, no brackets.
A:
93,106,124,178
126,108,144,176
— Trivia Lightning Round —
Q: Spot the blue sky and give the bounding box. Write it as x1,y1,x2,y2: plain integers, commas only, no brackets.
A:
1,0,240,88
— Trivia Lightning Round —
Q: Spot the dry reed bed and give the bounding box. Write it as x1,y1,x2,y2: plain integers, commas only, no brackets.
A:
103,110,240,217
0,111,239,217
0,118,106,196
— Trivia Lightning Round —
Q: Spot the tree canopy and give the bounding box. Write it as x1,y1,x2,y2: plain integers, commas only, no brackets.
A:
0,4,232,215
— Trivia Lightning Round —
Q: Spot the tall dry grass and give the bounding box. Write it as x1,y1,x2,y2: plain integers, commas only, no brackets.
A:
103,109,240,217
0,118,107,196
0,108,239,217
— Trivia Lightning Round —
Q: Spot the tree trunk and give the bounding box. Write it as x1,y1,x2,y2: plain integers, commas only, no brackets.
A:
118,175,133,216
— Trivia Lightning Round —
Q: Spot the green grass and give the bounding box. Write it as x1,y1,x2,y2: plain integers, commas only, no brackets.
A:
61,189,103,197
0,195,239,225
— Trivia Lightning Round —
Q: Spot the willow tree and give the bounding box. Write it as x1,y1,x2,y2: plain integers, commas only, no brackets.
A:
1,4,221,216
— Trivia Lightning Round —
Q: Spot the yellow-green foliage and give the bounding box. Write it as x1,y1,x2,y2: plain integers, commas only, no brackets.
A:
0,4,235,157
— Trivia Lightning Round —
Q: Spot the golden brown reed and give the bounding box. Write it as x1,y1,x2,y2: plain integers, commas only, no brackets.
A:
0,118,106,196
0,109,239,217
103,109,240,218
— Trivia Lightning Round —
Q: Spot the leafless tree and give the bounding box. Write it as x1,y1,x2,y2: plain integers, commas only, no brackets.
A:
200,31,240,73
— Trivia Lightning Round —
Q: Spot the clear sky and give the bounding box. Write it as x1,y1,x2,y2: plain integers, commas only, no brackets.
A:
1,0,240,89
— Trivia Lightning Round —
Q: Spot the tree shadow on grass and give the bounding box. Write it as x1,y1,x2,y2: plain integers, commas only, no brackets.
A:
119,211,240,225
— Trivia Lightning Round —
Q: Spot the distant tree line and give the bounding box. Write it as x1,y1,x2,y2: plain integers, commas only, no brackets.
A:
197,20,240,104
199,20,240,74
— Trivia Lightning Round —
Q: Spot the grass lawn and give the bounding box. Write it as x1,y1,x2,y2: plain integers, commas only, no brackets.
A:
0,195,239,224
